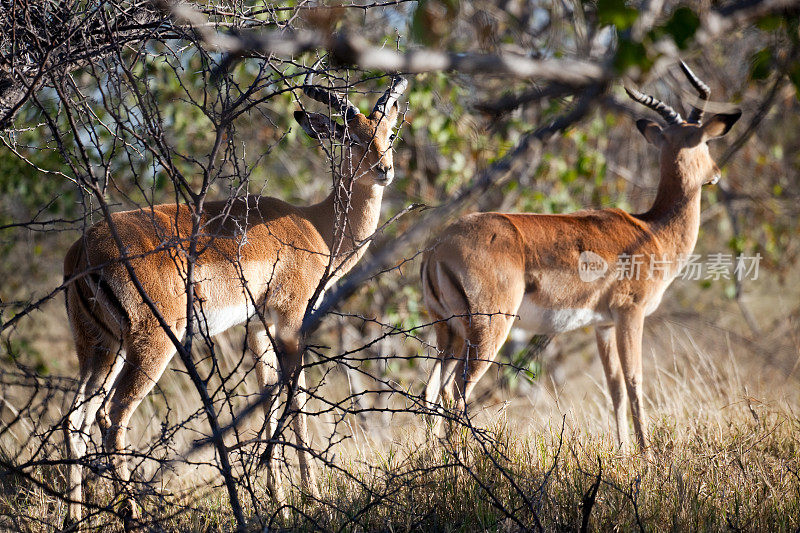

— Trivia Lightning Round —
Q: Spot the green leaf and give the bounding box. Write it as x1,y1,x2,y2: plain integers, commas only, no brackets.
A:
728,235,745,254
614,38,650,72
756,14,783,31
724,282,736,300
750,48,773,81
788,60,800,100
597,0,639,30
663,7,700,49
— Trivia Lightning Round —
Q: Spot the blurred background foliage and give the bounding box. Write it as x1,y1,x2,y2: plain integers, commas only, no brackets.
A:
0,0,798,415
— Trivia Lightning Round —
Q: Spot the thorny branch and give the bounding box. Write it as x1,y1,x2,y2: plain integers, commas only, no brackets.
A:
0,0,797,530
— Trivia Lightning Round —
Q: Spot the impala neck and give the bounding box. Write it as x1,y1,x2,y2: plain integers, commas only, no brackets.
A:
639,160,703,258
307,178,384,272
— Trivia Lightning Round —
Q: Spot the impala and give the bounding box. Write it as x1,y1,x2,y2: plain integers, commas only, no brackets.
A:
63,69,408,526
421,63,740,450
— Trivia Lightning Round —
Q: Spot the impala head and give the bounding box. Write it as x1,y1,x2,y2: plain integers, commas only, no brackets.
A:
294,66,408,186
626,61,741,189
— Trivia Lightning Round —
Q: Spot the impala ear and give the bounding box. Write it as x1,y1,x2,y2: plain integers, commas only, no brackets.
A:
702,110,742,140
294,111,344,140
636,119,664,147
384,101,400,123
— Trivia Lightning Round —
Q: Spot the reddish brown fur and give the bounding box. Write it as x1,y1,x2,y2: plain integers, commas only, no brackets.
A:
63,80,407,528
422,92,740,452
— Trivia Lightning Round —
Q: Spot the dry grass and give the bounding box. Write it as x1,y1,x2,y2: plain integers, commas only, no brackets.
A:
64,398,798,531
2,318,798,532
302,335,800,532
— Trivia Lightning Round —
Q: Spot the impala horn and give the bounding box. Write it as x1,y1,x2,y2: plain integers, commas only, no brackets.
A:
371,76,409,117
625,86,683,125
679,61,711,124
302,60,360,122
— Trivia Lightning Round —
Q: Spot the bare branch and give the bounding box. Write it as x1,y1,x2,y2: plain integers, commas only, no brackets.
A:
301,84,604,338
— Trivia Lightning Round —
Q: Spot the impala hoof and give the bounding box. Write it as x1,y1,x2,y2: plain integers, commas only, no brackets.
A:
119,499,141,532
62,514,80,532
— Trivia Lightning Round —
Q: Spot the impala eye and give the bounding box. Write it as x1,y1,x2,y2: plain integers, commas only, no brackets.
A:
389,133,396,143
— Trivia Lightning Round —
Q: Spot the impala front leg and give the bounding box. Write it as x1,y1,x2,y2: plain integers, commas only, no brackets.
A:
247,326,286,503
275,319,320,499
595,325,629,449
290,360,319,496
614,308,649,454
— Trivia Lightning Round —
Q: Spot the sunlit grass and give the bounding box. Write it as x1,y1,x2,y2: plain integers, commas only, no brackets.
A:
1,325,798,531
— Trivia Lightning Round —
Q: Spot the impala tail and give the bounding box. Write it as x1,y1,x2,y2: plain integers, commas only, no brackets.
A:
63,240,128,344
421,255,471,324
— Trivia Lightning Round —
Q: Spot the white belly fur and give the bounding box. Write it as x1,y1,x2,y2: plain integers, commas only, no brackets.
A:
514,298,610,335
191,288,327,338
194,302,254,337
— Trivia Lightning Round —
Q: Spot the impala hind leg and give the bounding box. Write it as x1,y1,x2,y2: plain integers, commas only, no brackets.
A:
424,321,450,407
64,337,124,528
595,325,629,449
425,320,465,433
614,310,649,455
447,315,516,420
247,326,285,502
103,328,176,529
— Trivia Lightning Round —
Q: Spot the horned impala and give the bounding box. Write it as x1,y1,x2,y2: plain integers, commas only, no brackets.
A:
421,63,740,450
63,69,408,526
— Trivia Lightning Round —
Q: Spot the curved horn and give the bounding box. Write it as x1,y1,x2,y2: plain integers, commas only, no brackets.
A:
302,61,360,122
625,86,683,125
679,60,710,123
371,76,409,117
